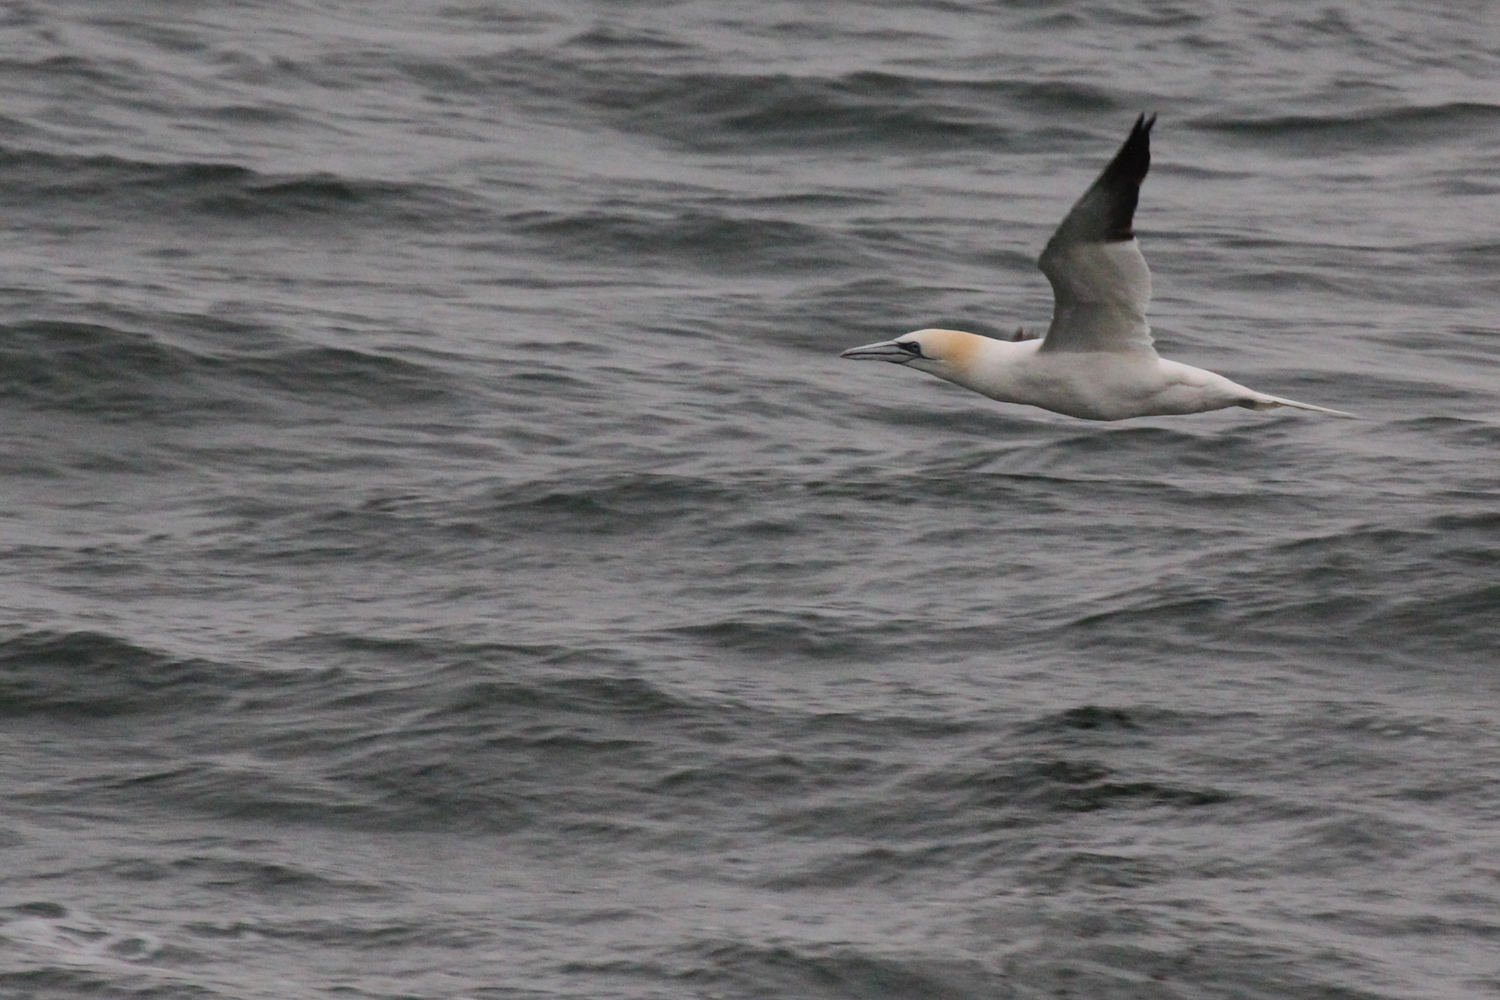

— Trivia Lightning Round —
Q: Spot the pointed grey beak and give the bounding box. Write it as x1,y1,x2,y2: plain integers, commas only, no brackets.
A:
840,339,913,362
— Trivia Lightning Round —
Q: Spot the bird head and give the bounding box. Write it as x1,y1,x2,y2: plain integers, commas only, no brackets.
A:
839,328,983,377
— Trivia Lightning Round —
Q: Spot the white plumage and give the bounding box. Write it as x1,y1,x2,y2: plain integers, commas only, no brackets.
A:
841,116,1350,420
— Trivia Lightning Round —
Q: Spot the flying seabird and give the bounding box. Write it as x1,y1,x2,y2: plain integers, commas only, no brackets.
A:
841,116,1349,420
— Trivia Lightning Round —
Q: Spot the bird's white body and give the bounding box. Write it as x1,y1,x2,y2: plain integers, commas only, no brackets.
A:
841,117,1348,420
902,324,1329,421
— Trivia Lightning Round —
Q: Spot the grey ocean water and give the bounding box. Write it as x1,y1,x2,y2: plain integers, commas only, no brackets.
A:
1,1,1498,997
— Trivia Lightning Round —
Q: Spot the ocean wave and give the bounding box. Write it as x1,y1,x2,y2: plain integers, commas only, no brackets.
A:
47,757,394,827
766,753,1231,844
472,472,751,534
309,47,1034,152
263,631,614,667
902,756,1230,815
1007,423,1278,476
1022,704,1145,733
418,672,695,721
183,915,487,949
390,47,1118,152
607,70,1015,152
0,146,473,224
0,902,168,970
1062,512,1500,660
670,614,900,661
15,652,714,831
565,941,999,1000
0,320,456,422
1019,850,1170,891
508,209,867,274
1198,102,1500,152
562,24,695,53
0,320,238,423
596,66,1138,151
997,934,1392,1000
148,856,387,900
759,844,960,890
664,940,998,1000
0,51,152,95
229,345,454,406
0,630,248,718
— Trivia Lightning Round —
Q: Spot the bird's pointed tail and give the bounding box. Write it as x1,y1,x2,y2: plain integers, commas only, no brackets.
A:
1241,393,1355,417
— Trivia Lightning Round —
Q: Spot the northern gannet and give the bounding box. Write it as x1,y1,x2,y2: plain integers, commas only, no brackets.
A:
841,116,1349,420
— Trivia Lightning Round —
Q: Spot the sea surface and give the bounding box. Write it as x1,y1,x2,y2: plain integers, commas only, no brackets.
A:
0,1,1498,998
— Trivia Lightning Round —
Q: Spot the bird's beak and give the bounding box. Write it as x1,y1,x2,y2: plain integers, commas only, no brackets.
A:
839,340,911,362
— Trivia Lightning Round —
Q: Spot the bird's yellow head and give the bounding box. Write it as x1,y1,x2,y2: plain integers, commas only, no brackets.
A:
839,328,985,375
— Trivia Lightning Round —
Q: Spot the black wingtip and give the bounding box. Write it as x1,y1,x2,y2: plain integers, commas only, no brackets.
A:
1073,113,1157,242
1108,113,1155,190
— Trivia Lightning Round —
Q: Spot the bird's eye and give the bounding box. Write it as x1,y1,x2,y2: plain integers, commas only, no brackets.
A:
897,340,924,357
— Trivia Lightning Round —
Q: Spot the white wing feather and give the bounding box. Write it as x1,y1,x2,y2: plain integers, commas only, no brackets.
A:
1038,238,1155,355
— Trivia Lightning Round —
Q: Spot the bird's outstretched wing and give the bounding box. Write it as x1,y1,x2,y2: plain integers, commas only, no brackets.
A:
1037,114,1157,355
